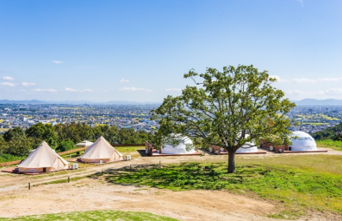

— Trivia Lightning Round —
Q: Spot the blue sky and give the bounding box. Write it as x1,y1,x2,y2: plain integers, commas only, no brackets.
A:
0,0,341,102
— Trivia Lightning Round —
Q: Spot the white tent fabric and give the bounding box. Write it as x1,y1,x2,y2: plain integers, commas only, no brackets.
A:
18,141,69,173
161,135,196,154
76,140,94,147
80,136,123,163
289,131,317,151
235,134,259,153
236,141,259,153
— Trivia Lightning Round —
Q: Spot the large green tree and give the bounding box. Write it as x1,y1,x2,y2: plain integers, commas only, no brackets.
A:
152,65,295,173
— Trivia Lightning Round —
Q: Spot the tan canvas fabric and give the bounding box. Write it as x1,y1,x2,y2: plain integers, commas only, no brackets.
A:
18,141,69,173
80,136,123,163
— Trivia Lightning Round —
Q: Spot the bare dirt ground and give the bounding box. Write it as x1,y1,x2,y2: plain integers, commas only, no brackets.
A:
0,178,285,221
0,147,341,221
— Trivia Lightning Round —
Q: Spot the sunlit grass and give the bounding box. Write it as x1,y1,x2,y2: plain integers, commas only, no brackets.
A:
316,139,342,151
96,155,342,219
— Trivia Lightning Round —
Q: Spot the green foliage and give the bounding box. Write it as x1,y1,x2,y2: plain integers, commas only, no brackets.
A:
0,154,25,163
152,64,295,172
3,127,25,142
55,140,75,152
3,137,34,157
0,210,179,221
26,123,58,141
0,122,153,158
311,122,342,140
103,159,342,217
316,139,342,151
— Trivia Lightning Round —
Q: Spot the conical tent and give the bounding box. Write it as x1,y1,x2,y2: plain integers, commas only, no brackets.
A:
18,141,69,173
80,136,123,163
76,140,94,147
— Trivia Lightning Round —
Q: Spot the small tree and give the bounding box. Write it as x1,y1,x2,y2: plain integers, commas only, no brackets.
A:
152,65,295,173
56,140,75,152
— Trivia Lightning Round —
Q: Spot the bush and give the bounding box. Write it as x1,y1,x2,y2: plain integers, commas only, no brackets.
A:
56,140,75,152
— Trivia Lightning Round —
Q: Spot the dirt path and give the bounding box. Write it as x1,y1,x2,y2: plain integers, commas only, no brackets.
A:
0,147,340,191
0,148,341,220
0,178,283,221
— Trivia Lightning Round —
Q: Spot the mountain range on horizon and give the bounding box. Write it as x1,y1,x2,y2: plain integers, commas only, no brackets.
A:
0,99,342,106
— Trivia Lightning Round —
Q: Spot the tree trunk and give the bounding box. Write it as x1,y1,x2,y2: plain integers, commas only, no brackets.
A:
228,150,235,173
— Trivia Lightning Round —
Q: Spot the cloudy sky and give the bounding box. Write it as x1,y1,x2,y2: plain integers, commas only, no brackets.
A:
0,0,341,102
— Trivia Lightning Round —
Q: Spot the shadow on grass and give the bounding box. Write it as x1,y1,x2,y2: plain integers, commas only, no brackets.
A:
89,162,269,190
137,149,148,157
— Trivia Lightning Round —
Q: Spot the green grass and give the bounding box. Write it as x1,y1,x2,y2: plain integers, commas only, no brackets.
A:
0,210,179,221
98,155,342,219
115,146,145,159
0,154,25,163
316,139,342,151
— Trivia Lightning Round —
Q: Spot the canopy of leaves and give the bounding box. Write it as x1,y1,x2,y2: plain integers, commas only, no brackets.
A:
152,65,295,152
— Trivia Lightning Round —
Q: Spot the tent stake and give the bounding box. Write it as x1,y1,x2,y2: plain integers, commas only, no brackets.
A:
28,183,30,190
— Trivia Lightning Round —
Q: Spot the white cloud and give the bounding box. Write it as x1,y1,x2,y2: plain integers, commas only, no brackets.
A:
120,79,129,83
34,88,58,92
2,76,15,81
65,87,94,92
120,87,152,92
65,87,77,92
1,82,16,87
165,88,182,92
52,60,64,64
272,76,342,84
287,88,342,96
21,82,36,87
326,88,342,94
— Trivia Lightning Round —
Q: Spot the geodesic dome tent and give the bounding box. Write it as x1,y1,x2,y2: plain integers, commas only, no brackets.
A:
18,141,69,173
161,135,196,154
289,131,317,151
236,141,259,153
236,134,259,153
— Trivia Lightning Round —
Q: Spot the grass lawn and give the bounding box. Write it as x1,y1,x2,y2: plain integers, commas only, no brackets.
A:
115,146,145,159
0,154,25,163
316,139,342,151
96,155,342,219
0,210,179,221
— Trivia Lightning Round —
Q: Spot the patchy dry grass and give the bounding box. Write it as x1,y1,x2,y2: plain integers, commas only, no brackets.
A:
0,210,179,221
96,154,342,219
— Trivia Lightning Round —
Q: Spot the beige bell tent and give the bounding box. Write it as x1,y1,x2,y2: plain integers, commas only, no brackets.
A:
76,140,94,147
80,136,123,163
18,141,69,173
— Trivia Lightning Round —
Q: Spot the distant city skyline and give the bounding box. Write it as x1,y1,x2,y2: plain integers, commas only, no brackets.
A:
1,0,341,102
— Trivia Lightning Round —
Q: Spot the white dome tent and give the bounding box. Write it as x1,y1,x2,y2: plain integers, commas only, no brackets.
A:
289,131,317,151
161,135,196,154
236,134,259,153
236,141,259,153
